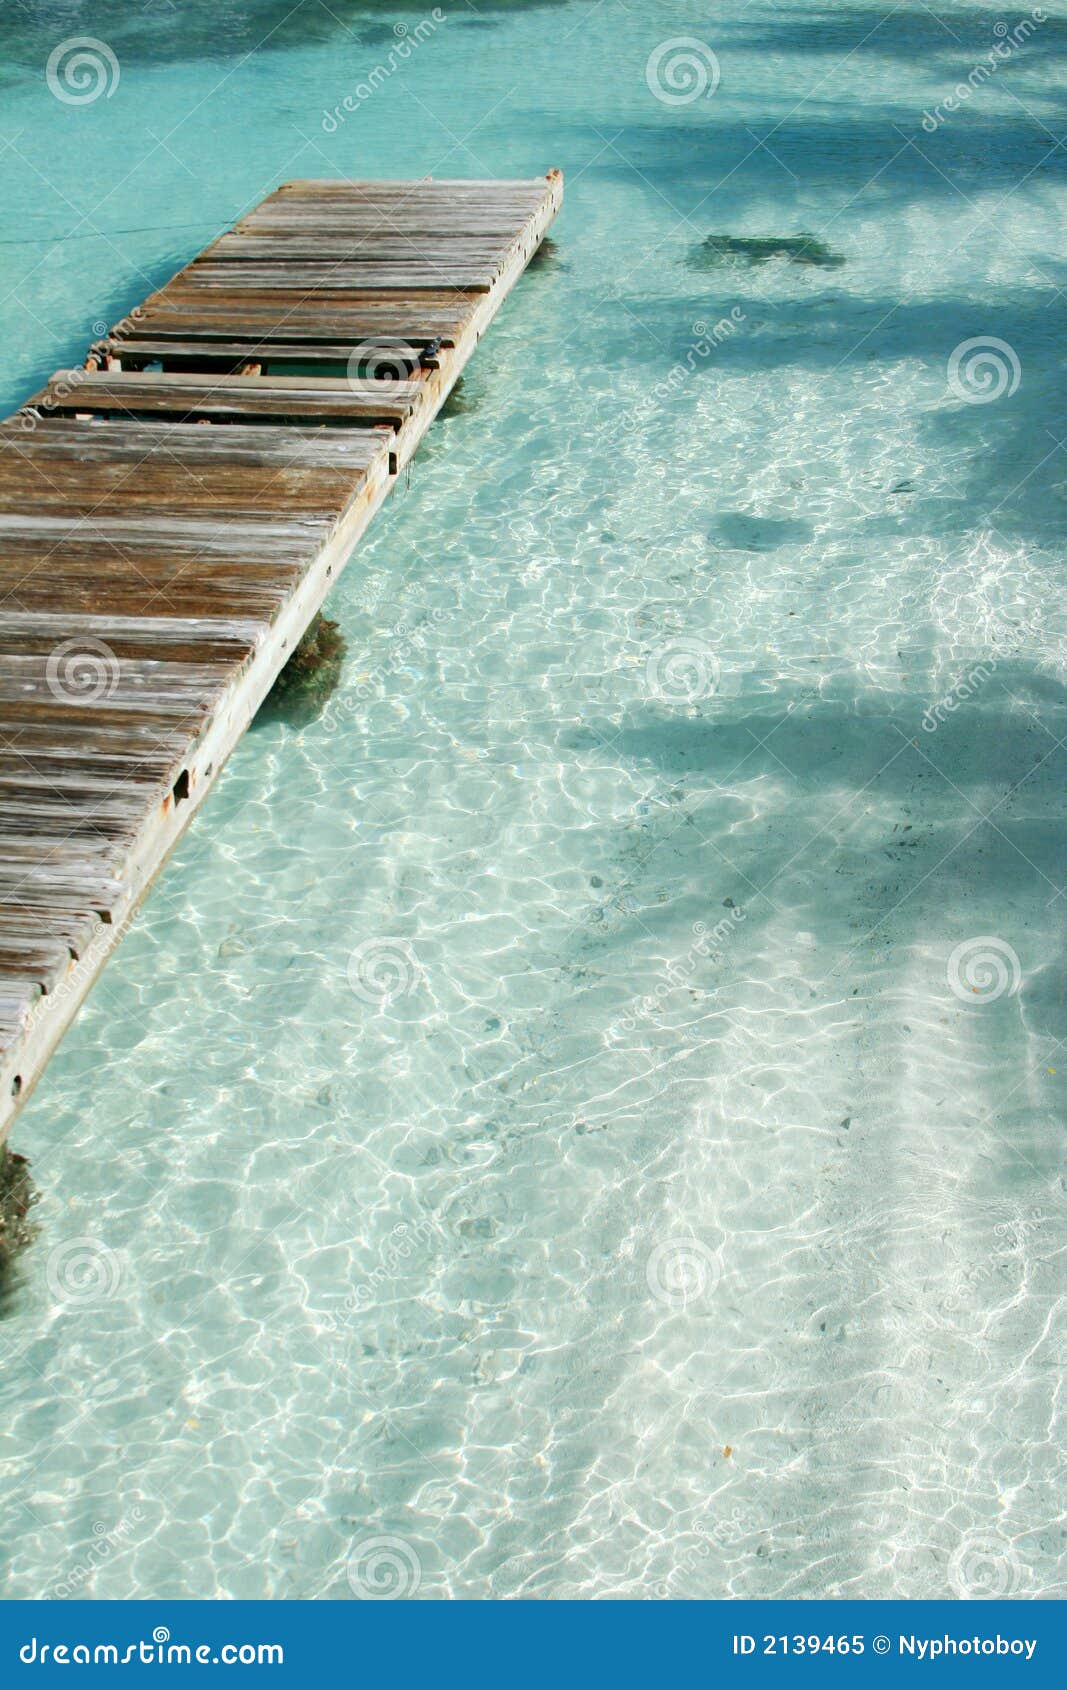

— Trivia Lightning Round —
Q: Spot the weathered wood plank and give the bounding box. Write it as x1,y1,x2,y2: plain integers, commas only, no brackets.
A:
208,233,509,254
89,337,422,370
0,464,373,516
0,511,335,549
177,263,496,291
120,299,473,341
31,371,420,424
0,419,393,467
0,458,371,520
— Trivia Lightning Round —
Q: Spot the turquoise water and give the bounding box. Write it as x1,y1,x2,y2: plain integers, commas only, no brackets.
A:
2,0,1066,1600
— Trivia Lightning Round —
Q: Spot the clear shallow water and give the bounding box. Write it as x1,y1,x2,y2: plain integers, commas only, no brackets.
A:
1,0,1066,1600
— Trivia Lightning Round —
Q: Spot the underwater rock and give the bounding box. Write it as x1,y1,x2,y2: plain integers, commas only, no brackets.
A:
526,235,562,269
0,1146,37,1273
691,233,845,270
262,613,347,725
712,511,813,552
438,376,480,421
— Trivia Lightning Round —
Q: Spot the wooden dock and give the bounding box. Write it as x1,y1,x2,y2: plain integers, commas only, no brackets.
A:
0,173,562,1144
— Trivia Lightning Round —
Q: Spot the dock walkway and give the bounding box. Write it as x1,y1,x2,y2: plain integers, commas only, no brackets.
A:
0,173,562,1141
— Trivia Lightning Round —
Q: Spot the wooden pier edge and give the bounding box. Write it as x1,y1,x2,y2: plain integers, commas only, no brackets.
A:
0,170,563,1146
